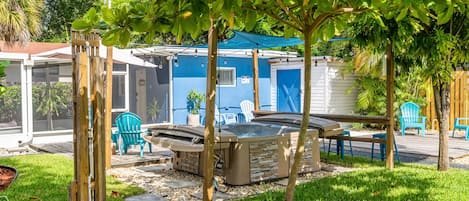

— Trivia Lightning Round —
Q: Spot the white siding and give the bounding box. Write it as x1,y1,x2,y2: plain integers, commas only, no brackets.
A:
326,63,357,115
270,58,358,117
310,62,327,113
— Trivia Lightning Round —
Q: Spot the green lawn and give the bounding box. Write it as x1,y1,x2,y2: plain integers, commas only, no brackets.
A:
240,152,469,201
0,154,145,201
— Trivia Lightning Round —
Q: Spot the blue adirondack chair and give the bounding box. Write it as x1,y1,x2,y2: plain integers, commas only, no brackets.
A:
115,112,152,158
452,118,469,140
398,102,426,136
111,131,119,151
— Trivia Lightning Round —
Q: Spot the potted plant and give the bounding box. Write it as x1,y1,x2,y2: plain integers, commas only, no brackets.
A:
186,89,205,126
147,98,160,123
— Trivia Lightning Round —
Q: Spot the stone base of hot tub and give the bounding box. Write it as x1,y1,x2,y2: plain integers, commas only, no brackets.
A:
172,130,320,185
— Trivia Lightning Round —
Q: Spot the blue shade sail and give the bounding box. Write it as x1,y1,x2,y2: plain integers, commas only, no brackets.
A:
194,31,303,49
193,31,348,49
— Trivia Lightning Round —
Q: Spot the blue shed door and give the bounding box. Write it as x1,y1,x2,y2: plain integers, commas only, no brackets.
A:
277,69,301,112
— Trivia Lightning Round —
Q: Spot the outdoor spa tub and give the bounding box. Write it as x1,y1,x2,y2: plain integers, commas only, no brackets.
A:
144,120,342,185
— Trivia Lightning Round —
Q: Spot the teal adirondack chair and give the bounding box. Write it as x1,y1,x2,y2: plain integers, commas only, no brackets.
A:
398,102,426,136
115,112,152,158
452,118,469,140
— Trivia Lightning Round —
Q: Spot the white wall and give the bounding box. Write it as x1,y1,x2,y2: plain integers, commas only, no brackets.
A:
310,61,328,113
271,58,358,115
326,62,358,115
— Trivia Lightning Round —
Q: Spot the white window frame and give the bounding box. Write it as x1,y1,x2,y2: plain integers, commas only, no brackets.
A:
110,64,129,112
217,67,236,87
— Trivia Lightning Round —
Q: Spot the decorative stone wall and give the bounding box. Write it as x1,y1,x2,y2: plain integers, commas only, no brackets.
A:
173,151,200,174
290,132,320,173
173,150,226,176
213,150,225,176
249,140,279,182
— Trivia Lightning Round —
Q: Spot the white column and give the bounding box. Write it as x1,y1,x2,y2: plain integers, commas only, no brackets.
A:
169,57,173,123
25,65,33,135
125,64,130,111
323,62,328,113
20,61,27,135
20,59,33,136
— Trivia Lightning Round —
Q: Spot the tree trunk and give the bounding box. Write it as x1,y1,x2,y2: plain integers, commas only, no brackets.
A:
385,41,395,169
285,29,312,201
434,82,450,171
202,17,217,201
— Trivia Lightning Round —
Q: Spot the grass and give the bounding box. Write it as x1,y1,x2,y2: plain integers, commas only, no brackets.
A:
240,152,469,201
0,154,145,201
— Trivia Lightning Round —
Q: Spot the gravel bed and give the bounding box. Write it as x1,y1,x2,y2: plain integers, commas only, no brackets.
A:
107,162,356,201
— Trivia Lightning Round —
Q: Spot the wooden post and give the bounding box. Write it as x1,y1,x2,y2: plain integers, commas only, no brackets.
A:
385,41,395,169
252,49,260,111
69,32,79,201
77,52,90,200
70,30,104,201
91,57,106,200
203,17,217,201
105,0,114,168
105,46,113,168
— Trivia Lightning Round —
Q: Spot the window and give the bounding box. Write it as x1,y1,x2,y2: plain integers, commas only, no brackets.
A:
112,74,127,110
217,67,236,87
111,64,129,112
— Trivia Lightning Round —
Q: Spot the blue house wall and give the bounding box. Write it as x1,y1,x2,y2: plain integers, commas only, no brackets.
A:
172,54,271,125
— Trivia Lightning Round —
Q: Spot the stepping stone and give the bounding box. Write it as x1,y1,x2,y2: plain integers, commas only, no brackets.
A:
192,191,234,200
321,165,335,172
162,180,199,189
275,178,300,186
136,164,172,173
125,193,166,201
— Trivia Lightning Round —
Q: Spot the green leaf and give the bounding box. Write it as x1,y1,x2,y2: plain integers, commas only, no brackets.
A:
155,23,171,33
144,32,155,44
409,4,430,25
84,7,99,22
132,18,152,32
71,19,91,30
119,29,131,46
101,7,115,25
437,3,454,25
211,0,224,14
395,8,408,21
190,25,201,40
102,29,120,46
182,17,196,33
244,12,257,31
323,22,335,41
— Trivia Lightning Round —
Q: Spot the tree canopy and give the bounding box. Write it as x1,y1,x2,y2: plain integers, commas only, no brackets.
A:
0,0,44,45
36,0,94,42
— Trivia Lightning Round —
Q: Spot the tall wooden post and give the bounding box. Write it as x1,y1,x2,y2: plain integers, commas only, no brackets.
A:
91,57,106,200
77,52,90,200
105,47,113,169
385,41,395,169
69,31,79,201
203,17,217,201
252,49,260,111
70,31,107,201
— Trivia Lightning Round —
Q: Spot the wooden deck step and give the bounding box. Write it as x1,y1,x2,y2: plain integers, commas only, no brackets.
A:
30,142,173,168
